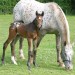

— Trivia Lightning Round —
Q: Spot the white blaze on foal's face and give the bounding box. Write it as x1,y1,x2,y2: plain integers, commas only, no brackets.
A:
37,16,43,28
38,16,42,20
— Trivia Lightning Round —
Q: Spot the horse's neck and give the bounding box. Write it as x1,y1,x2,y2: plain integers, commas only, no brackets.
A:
62,14,70,45
55,4,71,45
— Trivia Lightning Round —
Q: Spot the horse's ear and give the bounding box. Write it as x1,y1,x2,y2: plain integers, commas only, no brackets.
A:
64,41,66,46
36,11,38,16
42,11,44,16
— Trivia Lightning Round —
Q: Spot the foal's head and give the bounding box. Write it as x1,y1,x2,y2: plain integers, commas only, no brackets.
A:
34,11,44,29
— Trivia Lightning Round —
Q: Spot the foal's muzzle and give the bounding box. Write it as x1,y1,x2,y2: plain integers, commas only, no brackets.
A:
38,25,42,30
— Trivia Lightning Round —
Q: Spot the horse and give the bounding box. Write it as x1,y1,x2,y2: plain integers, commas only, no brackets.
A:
12,0,73,70
1,11,44,70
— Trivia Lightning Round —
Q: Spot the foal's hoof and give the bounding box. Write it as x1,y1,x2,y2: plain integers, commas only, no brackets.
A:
2,61,4,65
27,62,31,71
11,61,18,65
19,49,25,59
11,56,18,65
14,62,18,65
1,58,5,64
19,54,25,59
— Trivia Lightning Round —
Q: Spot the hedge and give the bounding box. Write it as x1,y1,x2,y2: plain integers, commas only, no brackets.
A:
0,0,73,14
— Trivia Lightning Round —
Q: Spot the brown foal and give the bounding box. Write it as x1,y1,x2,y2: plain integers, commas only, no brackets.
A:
1,11,44,70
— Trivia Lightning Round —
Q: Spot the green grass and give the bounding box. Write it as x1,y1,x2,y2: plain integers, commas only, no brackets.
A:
0,15,75,75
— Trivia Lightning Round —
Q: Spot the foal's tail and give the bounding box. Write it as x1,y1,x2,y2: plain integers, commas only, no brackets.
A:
10,22,18,33
10,22,23,34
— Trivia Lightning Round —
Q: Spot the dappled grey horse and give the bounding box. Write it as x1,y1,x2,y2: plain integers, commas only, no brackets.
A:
13,0,73,70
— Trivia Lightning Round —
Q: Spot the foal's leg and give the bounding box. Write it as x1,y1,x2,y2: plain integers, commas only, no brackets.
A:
1,39,11,64
27,38,33,70
56,34,65,67
19,37,25,59
10,35,19,65
1,28,17,64
1,34,16,64
33,39,37,66
37,34,45,47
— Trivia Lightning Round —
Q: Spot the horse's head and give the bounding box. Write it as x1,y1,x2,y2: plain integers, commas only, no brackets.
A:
35,11,44,30
61,43,73,70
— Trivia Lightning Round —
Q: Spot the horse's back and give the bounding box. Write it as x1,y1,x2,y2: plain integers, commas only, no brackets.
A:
13,0,45,24
13,0,68,32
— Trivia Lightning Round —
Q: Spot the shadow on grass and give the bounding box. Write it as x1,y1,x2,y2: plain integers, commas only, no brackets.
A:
0,56,65,71
0,56,27,66
36,62,65,71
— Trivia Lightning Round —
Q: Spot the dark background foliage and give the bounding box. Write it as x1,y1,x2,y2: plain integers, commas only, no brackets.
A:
0,0,75,14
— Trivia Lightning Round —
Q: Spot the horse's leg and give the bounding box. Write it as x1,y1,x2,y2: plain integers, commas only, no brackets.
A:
56,34,65,67
10,35,19,65
27,38,33,70
19,37,25,59
33,39,37,66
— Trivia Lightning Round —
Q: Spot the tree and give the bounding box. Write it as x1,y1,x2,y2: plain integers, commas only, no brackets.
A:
71,0,75,14
0,0,74,14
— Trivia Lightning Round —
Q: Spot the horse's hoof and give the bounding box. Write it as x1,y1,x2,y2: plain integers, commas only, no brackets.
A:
27,62,31,70
12,61,18,65
58,63,65,68
33,62,38,67
27,65,31,71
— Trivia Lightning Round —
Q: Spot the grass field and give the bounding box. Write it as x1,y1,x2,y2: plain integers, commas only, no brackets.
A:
0,15,75,75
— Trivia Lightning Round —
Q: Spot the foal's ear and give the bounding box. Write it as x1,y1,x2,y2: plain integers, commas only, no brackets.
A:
36,11,38,16
41,11,44,16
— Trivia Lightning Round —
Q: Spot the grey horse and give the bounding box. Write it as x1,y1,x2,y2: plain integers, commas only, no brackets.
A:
12,0,73,70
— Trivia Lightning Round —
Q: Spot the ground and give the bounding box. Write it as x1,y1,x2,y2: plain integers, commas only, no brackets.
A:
0,15,75,75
